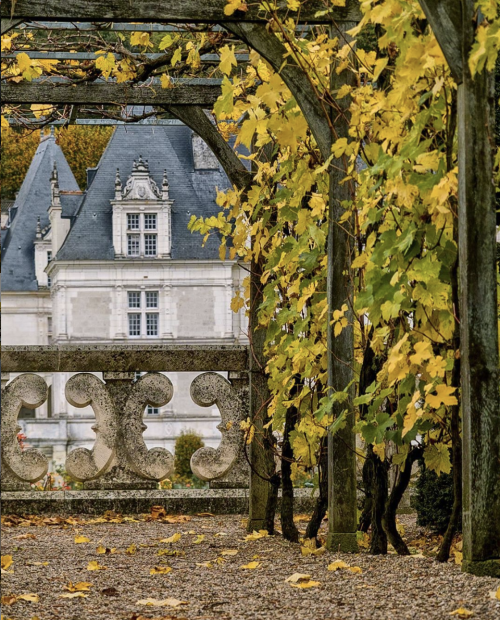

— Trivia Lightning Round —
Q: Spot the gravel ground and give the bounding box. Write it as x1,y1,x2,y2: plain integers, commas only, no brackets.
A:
1,512,499,620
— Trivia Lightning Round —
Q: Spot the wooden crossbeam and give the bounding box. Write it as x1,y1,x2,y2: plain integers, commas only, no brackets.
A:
1,0,362,25
3,51,249,63
1,80,222,106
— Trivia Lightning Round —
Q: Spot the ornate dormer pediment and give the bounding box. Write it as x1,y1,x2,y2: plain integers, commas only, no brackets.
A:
114,156,168,202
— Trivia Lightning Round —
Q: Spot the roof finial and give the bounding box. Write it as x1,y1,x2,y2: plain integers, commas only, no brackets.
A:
50,125,55,138
35,216,42,239
114,168,122,200
51,161,59,183
50,162,61,207
162,169,169,200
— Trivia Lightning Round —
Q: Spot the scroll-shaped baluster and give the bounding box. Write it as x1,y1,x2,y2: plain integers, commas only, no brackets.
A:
123,373,174,480
1,374,49,489
65,373,116,482
190,372,244,481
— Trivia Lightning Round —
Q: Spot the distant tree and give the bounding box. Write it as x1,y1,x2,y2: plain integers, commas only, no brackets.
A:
0,126,113,199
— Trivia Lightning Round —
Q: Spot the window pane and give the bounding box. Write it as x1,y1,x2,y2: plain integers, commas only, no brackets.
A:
127,214,140,230
146,291,158,308
144,214,157,230
128,291,141,309
127,234,140,256
144,234,157,257
146,406,160,415
128,313,141,337
146,313,159,336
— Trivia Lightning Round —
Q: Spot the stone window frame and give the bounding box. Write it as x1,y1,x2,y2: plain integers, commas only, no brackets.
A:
125,213,158,258
126,290,160,339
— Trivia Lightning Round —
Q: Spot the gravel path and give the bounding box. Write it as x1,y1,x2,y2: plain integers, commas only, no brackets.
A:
2,513,499,620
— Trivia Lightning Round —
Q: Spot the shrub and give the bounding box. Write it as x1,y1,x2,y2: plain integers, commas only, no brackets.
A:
174,430,204,478
414,461,458,534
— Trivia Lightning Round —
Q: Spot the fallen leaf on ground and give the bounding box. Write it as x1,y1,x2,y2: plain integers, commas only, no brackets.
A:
160,533,181,544
285,573,311,583
1,555,14,573
17,594,39,603
244,530,268,541
220,550,238,556
87,561,106,571
196,561,213,568
489,586,500,600
300,539,326,556
240,561,260,569
59,593,87,599
327,560,349,571
197,513,215,517
26,562,48,567
96,545,117,554
449,609,474,618
101,587,119,597
150,566,173,575
74,536,91,544
63,582,92,593
290,580,321,589
193,534,205,544
348,566,363,574
126,544,137,555
136,598,188,607
1,595,17,606
150,506,167,520
13,534,36,540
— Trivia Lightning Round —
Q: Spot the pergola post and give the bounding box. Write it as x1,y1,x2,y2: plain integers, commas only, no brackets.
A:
419,0,500,577
326,22,359,554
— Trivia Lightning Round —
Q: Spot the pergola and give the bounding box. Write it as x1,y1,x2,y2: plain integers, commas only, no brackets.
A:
1,0,498,576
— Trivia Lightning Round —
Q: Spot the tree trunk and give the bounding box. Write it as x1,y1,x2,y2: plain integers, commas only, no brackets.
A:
280,379,300,542
383,448,422,555
368,446,388,555
305,436,328,541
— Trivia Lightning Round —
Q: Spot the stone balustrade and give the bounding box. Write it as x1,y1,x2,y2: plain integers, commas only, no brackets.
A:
1,345,250,493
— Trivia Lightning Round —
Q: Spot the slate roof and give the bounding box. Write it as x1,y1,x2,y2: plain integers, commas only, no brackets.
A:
1,132,80,292
57,124,229,261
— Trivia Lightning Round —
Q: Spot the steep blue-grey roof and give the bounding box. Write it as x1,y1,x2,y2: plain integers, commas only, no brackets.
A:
57,124,229,261
1,132,80,291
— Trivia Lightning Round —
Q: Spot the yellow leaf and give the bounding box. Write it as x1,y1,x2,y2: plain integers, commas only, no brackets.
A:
231,292,245,313
221,550,238,556
16,52,31,73
59,593,87,599
17,594,39,603
193,534,205,544
74,536,90,544
285,573,311,583
160,73,173,89
425,384,458,409
224,0,247,16
1,115,10,129
489,586,500,600
244,530,268,541
136,598,188,607
1,555,13,571
1,594,17,606
348,566,362,574
96,545,107,554
125,544,137,555
449,609,474,618
30,104,54,119
219,45,237,76
424,443,452,475
63,582,92,593
196,561,213,568
409,341,433,366
289,580,321,589
328,560,349,571
240,561,260,569
454,551,463,565
160,533,181,544
150,566,173,575
87,561,106,571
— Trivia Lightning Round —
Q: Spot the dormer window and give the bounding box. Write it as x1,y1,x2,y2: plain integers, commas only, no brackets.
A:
111,157,172,259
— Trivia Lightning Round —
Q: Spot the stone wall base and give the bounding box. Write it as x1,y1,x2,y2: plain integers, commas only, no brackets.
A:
1,488,318,516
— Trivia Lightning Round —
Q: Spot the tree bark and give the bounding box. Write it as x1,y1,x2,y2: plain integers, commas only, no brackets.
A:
368,446,388,555
305,436,328,541
280,400,300,542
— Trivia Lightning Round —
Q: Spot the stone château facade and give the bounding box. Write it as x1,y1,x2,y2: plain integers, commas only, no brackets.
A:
1,123,247,471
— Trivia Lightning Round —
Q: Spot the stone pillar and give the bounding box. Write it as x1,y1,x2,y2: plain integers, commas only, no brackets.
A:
65,372,175,490
326,22,359,554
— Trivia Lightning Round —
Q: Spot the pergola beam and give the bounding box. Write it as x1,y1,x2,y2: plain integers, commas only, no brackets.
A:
1,0,361,25
1,80,222,106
